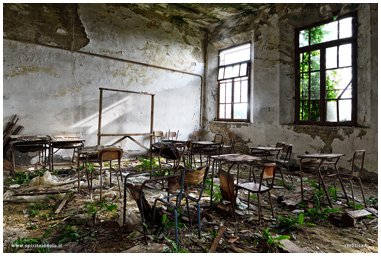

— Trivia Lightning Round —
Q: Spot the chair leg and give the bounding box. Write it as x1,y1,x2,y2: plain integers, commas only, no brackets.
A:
349,180,355,210
186,198,191,227
138,195,148,245
268,191,274,219
257,193,261,225
100,164,103,201
355,177,368,208
197,202,201,238
109,161,112,187
174,209,179,248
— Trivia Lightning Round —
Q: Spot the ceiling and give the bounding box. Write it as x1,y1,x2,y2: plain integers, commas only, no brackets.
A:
133,3,271,28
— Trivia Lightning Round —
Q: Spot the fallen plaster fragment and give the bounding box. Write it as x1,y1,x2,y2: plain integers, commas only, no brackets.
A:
280,239,307,253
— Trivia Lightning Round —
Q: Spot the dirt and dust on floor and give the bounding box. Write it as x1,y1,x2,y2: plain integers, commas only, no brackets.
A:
2,155,378,253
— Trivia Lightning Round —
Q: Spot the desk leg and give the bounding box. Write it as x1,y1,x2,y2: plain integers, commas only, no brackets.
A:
317,161,333,208
210,159,215,207
299,159,304,202
11,146,16,176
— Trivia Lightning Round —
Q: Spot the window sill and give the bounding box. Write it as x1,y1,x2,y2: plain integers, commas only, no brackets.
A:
210,120,251,126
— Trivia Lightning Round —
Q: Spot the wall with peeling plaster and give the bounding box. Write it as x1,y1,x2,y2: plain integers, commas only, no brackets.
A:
3,3,205,160
204,3,378,180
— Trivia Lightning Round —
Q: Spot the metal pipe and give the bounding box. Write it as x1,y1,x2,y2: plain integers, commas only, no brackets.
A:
4,37,204,128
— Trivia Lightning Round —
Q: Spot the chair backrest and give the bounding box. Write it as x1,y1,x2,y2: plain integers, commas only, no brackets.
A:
154,131,164,142
279,144,293,162
229,132,237,140
166,131,178,140
275,142,285,148
351,149,366,178
259,162,277,190
193,131,202,141
184,165,209,186
98,148,123,162
219,168,236,203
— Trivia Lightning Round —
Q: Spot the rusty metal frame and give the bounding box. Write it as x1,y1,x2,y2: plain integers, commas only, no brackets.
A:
97,88,154,161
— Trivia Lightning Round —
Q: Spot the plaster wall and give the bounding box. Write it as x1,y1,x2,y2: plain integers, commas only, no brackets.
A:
204,3,378,180
3,3,205,160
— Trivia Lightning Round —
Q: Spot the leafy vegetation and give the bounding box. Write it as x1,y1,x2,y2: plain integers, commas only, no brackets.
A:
204,179,222,205
253,228,290,252
4,169,50,185
270,213,315,234
84,200,118,219
135,158,161,171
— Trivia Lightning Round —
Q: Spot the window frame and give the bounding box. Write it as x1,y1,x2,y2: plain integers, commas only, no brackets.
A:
294,12,358,126
217,42,251,122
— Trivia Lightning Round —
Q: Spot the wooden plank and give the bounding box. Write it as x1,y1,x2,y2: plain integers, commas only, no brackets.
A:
208,225,225,253
99,133,152,136
55,192,73,215
127,136,149,151
14,191,70,196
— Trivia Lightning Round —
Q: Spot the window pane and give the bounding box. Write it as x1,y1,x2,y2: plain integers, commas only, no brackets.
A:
226,82,232,103
218,67,224,80
232,64,240,77
300,74,309,100
225,66,233,79
220,43,250,65
311,22,337,45
234,81,241,103
233,103,247,119
338,100,351,121
327,68,352,90
339,44,351,67
341,85,352,99
299,29,309,47
326,100,337,122
240,63,247,76
219,104,225,119
241,80,248,102
300,53,309,72
226,104,232,119
219,83,226,103
339,18,352,39
310,71,320,100
310,50,320,71
310,101,320,121
326,47,337,69
300,101,309,120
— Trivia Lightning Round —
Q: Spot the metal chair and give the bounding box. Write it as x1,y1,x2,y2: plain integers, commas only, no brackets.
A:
182,166,209,238
235,162,277,224
151,169,187,248
123,167,176,245
193,131,202,141
157,144,187,170
153,131,164,143
201,134,223,165
86,148,124,201
166,130,179,140
222,132,237,154
324,150,367,210
273,144,293,185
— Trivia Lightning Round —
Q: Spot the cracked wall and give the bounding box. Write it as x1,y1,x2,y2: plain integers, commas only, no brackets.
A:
204,3,378,181
3,3,205,159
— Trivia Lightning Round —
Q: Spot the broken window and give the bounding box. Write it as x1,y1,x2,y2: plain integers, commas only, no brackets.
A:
218,43,251,122
296,13,357,126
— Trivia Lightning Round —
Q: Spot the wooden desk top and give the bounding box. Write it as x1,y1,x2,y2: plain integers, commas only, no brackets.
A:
297,153,345,159
211,154,261,162
250,146,283,151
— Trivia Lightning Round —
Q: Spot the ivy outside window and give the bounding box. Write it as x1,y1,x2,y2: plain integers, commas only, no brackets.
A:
218,43,251,122
296,13,357,126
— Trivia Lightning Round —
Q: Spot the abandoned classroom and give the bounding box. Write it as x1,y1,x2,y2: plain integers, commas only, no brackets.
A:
3,3,378,253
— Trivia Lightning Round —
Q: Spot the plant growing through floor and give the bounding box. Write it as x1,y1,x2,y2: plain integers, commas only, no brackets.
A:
135,158,161,171
57,225,93,244
347,202,364,210
297,194,343,222
270,213,315,233
253,228,290,252
366,197,378,207
28,203,55,216
163,236,188,253
204,179,222,205
4,168,50,185
84,200,118,219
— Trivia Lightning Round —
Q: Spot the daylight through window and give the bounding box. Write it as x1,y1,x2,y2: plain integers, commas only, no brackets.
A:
218,43,251,122
296,14,357,126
